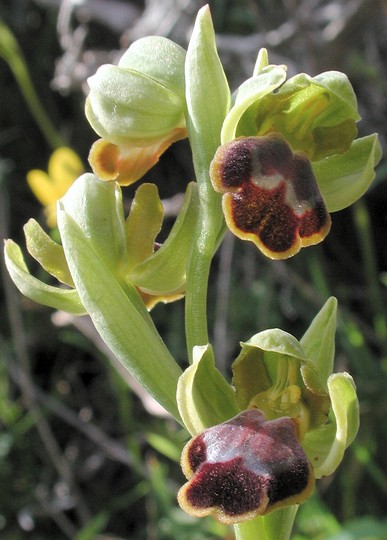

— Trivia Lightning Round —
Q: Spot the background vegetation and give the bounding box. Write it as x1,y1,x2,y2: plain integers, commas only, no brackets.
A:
1,0,386,538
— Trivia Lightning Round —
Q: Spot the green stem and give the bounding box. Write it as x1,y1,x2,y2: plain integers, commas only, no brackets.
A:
234,506,299,540
0,19,64,148
184,165,224,361
352,199,387,349
183,5,230,362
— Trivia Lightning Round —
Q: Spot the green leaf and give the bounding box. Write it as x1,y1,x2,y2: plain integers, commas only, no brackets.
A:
4,239,85,315
146,432,182,462
300,297,337,394
232,329,306,410
23,218,74,286
313,134,382,212
177,344,238,435
130,182,199,294
303,372,359,479
57,205,182,421
221,66,287,143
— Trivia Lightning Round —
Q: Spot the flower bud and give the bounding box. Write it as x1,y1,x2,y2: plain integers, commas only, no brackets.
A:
85,37,186,147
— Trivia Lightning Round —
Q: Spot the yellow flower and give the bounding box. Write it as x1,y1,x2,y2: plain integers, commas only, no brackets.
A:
27,147,84,227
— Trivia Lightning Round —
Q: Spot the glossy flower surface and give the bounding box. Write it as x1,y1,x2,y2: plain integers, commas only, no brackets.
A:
27,147,84,227
178,409,314,524
211,133,331,258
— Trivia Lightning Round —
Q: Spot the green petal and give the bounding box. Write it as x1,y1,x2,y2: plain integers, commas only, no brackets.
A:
300,297,337,394
24,218,74,287
60,173,129,277
313,134,382,212
177,345,238,435
57,205,182,421
4,240,85,315
221,66,287,144
303,372,359,479
130,182,199,295
232,329,306,410
125,183,163,270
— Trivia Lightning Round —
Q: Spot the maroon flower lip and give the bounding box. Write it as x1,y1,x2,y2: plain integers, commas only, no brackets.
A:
210,134,331,259
178,410,315,524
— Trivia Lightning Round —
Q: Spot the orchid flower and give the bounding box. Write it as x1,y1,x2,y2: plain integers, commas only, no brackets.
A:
85,37,187,186
210,49,381,259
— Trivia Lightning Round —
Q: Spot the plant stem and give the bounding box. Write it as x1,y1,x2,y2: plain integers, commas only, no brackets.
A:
0,19,64,148
352,199,387,351
234,506,299,540
183,5,230,362
184,180,223,361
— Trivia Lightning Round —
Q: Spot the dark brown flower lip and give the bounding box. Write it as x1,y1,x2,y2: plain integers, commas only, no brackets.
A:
178,409,315,524
210,134,331,259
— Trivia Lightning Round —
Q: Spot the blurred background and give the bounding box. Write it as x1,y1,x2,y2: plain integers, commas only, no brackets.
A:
0,0,386,538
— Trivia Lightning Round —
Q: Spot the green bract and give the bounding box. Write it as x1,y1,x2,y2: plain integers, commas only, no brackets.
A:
85,36,186,146
220,49,382,214
177,345,238,435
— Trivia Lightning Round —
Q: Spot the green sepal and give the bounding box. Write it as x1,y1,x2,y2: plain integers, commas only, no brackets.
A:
313,133,382,212
130,182,199,295
221,65,287,144
125,183,163,270
303,372,359,479
85,63,185,147
242,70,360,161
176,344,238,436
281,71,360,123
57,204,182,421
232,329,306,410
4,239,85,315
23,218,74,287
300,297,337,395
313,70,359,120
118,36,186,99
59,173,129,278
